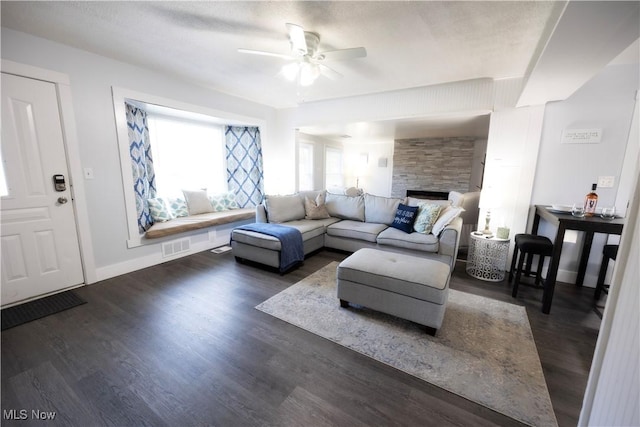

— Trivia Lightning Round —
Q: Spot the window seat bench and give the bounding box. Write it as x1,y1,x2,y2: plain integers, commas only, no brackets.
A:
145,208,255,239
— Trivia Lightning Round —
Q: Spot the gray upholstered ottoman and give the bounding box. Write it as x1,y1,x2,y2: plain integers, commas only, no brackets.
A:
337,248,451,335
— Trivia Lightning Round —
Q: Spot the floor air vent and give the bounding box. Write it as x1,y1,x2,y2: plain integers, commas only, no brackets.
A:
162,238,190,258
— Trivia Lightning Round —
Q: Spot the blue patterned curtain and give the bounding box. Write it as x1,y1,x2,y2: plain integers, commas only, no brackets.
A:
126,103,156,233
225,126,264,207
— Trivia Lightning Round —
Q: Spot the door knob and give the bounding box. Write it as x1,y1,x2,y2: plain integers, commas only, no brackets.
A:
57,197,68,204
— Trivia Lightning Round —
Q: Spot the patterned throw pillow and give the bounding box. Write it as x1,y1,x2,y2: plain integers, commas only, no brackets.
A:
413,203,443,234
224,191,239,209
147,197,175,222
168,197,189,218
208,194,227,212
209,191,240,211
390,203,419,233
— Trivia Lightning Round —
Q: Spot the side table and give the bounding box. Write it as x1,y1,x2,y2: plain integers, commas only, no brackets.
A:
466,232,510,282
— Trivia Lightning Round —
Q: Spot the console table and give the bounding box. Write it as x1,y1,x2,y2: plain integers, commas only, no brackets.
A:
531,205,624,314
466,233,510,282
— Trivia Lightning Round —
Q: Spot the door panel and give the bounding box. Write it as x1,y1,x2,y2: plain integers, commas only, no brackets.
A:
1,73,84,306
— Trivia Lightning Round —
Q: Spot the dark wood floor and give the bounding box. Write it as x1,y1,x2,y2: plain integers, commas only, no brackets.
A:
1,249,601,426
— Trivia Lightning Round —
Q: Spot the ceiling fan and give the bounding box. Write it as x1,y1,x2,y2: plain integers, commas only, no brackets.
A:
238,23,367,86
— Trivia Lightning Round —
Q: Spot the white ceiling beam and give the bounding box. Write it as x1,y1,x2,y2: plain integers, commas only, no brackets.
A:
517,1,640,107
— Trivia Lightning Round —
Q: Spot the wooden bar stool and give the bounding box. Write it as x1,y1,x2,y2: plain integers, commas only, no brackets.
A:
594,244,619,301
509,234,554,298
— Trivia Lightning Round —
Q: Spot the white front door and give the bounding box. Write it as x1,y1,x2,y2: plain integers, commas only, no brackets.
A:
1,73,84,306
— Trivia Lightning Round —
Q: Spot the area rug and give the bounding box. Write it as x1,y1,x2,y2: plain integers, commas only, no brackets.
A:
256,262,557,427
1,290,86,331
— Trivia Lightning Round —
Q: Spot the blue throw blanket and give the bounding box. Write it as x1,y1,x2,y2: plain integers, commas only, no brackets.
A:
233,223,304,272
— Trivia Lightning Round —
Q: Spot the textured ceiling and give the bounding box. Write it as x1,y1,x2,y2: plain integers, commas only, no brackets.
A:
4,1,637,142
1,1,564,108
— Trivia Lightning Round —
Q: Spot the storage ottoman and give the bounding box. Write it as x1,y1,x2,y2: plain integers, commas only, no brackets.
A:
337,248,451,335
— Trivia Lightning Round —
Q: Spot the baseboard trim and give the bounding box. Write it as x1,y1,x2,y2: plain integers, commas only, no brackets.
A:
93,231,233,283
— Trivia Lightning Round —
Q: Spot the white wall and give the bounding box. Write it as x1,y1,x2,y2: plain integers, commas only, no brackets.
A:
530,64,638,285
469,139,487,192
580,155,639,426
481,106,546,245
1,29,278,281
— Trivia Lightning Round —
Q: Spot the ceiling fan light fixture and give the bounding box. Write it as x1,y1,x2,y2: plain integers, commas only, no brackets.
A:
299,62,320,86
281,62,300,81
240,23,366,87
281,61,321,86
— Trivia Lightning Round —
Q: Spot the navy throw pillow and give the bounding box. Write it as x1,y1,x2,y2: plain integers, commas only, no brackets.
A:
391,203,418,233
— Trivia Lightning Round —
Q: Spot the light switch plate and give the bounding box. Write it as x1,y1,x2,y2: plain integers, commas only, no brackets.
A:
597,176,615,188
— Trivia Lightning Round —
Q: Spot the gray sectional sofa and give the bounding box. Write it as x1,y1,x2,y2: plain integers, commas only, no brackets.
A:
230,190,464,271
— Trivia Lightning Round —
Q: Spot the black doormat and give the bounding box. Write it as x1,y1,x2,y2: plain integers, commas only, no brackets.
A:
1,290,86,331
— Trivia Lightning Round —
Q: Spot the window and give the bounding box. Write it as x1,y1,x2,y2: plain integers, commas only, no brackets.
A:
113,87,266,246
325,146,344,188
298,142,314,191
147,114,226,198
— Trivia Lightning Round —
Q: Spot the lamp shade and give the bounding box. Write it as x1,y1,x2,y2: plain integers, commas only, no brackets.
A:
479,186,503,209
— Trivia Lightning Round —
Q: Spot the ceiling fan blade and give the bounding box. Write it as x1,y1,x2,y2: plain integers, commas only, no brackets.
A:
286,23,307,55
319,64,343,80
237,48,294,60
318,47,367,61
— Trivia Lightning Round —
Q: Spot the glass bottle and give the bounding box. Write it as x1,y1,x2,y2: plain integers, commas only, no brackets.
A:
584,183,598,217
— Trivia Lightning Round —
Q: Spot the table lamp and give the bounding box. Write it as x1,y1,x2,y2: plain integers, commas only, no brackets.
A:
479,188,497,237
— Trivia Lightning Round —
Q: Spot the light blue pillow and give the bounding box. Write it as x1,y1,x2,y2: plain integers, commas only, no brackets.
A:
147,197,175,222
168,197,189,218
413,203,443,234
208,193,227,212
224,191,239,209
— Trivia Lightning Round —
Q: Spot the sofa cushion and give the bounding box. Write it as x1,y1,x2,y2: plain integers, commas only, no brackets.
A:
390,203,418,233
377,227,439,253
284,218,341,240
413,203,443,234
432,206,465,236
326,220,387,243
265,194,305,223
364,193,402,225
232,229,282,251
232,218,338,250
325,193,365,222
